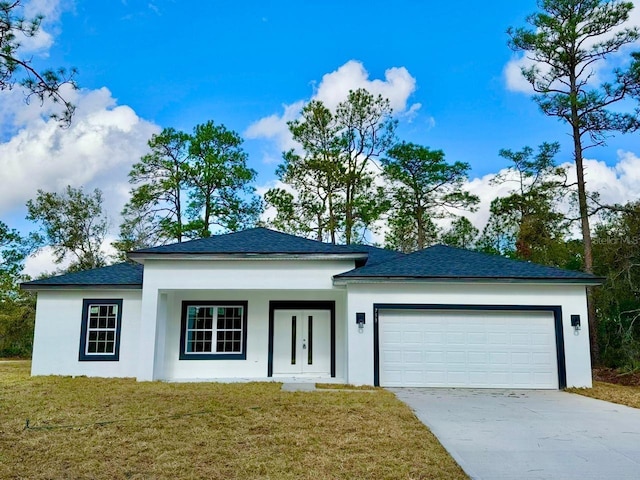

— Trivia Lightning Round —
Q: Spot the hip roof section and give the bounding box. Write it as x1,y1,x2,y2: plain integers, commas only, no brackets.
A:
334,244,602,284
128,227,369,258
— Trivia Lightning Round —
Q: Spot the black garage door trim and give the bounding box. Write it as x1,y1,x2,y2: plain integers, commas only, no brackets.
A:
373,303,567,389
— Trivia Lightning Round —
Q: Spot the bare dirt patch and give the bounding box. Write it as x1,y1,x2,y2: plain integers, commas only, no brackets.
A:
593,368,640,386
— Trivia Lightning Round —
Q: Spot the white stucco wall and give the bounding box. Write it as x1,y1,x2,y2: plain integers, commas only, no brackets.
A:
137,259,355,381
31,289,142,377
345,282,593,388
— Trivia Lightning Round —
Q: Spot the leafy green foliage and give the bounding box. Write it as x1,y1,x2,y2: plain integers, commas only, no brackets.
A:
122,127,190,247
593,203,640,370
267,101,344,242
0,1,77,125
0,221,35,357
118,122,261,252
185,121,260,238
265,89,395,244
477,143,571,266
26,186,108,272
441,216,479,249
382,142,478,252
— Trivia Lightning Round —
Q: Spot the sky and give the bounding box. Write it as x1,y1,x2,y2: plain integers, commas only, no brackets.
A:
2,0,640,275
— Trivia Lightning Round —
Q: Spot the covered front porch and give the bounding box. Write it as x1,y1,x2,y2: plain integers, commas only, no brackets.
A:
137,289,348,382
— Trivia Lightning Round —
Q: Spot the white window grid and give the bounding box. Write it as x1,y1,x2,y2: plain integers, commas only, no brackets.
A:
185,305,243,354
85,303,118,355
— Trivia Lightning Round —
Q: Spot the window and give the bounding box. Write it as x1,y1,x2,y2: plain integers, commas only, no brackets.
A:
179,301,248,360
79,299,123,361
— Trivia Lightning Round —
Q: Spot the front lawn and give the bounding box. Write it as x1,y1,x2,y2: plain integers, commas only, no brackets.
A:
0,361,466,479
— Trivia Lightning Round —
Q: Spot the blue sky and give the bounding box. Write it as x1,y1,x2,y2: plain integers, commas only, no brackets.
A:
2,0,640,273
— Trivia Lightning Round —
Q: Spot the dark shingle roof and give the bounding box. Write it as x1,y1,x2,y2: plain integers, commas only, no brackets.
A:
21,262,143,290
347,244,406,267
129,227,368,256
335,244,601,282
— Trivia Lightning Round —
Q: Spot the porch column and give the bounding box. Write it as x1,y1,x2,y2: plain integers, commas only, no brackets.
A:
137,286,159,381
346,293,375,386
153,293,169,380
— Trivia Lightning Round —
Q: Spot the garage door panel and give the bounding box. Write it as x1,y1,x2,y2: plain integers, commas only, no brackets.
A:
379,310,558,389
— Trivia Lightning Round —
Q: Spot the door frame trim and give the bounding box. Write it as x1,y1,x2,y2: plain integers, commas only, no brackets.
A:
373,303,566,389
268,301,336,377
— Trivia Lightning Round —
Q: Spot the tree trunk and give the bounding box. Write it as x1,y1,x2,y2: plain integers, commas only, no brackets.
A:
416,204,425,250
571,111,599,364
345,183,353,245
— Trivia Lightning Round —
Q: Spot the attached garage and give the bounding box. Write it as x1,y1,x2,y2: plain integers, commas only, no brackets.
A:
374,305,566,389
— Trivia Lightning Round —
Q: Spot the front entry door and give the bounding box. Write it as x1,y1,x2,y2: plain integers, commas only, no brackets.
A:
272,310,331,376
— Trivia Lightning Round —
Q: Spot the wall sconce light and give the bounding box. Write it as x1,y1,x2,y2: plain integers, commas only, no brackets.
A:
571,314,581,334
356,312,365,332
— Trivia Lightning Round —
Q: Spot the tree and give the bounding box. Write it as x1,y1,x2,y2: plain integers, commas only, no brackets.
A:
185,121,261,237
265,89,395,244
381,142,478,252
592,202,640,369
441,216,479,249
336,89,396,244
385,214,440,253
111,203,165,260
124,128,191,245
266,101,344,242
26,186,108,272
508,0,640,361
1,1,77,124
117,122,261,252
0,221,36,357
478,143,570,265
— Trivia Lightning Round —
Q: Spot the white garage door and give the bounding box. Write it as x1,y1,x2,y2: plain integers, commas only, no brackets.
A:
379,309,559,389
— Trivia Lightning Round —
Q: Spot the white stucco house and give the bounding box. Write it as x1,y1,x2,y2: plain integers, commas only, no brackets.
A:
22,228,600,389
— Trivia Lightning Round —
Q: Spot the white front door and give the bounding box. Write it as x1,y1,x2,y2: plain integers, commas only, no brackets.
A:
273,310,331,376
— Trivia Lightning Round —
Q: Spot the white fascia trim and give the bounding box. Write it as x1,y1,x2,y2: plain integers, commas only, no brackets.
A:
129,253,367,264
332,277,602,286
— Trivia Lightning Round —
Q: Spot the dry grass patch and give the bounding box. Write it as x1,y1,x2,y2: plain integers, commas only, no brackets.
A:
567,381,640,409
0,361,466,479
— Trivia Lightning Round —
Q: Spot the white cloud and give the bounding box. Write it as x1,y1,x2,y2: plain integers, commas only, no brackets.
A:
23,234,121,278
245,60,421,156
312,60,419,113
244,100,304,153
0,86,159,219
16,0,69,54
504,55,539,94
23,246,66,278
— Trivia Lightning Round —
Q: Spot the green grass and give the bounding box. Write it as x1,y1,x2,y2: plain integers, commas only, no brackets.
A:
567,381,640,409
0,361,466,479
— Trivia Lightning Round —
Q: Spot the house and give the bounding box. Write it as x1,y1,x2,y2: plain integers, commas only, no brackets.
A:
22,227,600,389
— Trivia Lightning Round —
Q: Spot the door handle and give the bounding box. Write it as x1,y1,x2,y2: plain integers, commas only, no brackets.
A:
302,340,307,349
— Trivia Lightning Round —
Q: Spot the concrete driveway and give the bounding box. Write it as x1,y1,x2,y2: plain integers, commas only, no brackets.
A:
392,388,640,480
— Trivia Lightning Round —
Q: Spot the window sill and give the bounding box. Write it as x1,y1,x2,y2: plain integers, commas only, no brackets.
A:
178,352,247,361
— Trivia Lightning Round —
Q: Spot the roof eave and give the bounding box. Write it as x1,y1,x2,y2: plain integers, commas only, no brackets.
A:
332,276,604,286
20,283,143,291
128,252,368,263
